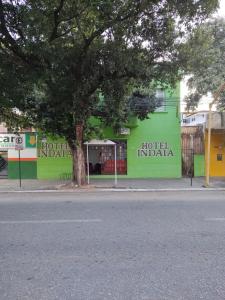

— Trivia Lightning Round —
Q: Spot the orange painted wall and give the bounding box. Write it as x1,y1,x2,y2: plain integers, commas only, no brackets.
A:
205,131,225,176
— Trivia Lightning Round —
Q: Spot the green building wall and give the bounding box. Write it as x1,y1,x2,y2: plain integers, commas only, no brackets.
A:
37,137,72,180
131,111,181,178
194,154,205,177
37,84,181,179
6,132,38,179
100,85,181,178
37,157,72,179
103,115,181,178
8,161,37,179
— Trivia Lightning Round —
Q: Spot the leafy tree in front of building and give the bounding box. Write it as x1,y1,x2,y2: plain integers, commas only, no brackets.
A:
180,18,225,111
0,0,219,185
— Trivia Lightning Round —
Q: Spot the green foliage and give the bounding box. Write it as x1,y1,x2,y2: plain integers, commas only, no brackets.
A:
0,0,219,137
180,18,225,111
0,107,30,131
128,91,157,120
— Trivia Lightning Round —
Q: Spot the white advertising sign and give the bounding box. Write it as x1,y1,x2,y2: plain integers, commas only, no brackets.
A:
0,134,25,150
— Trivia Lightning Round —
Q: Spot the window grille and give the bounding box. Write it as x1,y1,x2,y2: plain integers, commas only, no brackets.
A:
155,89,165,112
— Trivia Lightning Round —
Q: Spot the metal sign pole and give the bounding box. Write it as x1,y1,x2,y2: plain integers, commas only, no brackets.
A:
114,144,117,186
86,143,90,185
18,149,22,188
15,135,23,188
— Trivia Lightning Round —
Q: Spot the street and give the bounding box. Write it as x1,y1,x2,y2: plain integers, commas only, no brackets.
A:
0,191,225,300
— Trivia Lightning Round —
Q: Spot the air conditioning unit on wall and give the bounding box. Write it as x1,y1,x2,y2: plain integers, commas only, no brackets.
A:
119,128,130,135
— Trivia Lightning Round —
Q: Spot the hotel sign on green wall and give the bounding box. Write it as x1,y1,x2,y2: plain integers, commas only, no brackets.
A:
37,141,72,180
38,142,71,158
137,141,174,157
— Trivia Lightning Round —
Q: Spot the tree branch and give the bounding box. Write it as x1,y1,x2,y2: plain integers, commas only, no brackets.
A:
49,0,65,42
0,0,30,64
85,2,143,50
49,3,89,42
0,0,48,68
74,14,86,42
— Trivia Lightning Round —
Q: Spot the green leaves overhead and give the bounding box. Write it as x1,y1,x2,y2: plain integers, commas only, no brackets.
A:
180,18,225,111
0,0,219,136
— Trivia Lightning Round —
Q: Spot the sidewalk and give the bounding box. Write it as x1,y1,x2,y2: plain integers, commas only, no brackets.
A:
0,177,225,192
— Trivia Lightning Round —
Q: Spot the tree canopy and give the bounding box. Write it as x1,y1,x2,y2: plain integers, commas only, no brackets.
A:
0,0,219,184
180,17,225,111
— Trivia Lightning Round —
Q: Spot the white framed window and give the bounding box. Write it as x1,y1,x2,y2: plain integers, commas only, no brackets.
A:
155,89,166,112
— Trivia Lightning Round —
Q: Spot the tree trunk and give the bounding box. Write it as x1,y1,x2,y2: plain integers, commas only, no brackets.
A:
72,144,86,186
68,124,87,186
71,147,76,183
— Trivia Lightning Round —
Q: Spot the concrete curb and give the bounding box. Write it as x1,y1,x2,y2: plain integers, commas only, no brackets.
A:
100,188,225,192
0,188,225,193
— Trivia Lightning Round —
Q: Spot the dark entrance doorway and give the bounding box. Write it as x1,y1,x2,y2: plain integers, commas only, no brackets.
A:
182,148,194,177
85,140,127,175
0,151,8,178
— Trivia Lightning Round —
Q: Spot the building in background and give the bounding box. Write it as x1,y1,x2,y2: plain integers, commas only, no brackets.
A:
0,123,7,133
205,112,225,177
0,132,37,179
37,84,181,180
181,112,225,177
181,126,205,177
0,84,182,180
181,111,209,127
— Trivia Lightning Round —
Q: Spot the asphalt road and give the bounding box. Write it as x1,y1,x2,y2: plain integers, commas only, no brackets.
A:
0,191,225,300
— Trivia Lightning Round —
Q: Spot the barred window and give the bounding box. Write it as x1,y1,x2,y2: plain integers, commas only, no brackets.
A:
155,89,165,112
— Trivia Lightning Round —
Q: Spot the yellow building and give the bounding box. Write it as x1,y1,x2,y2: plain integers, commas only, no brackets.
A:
205,112,225,177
